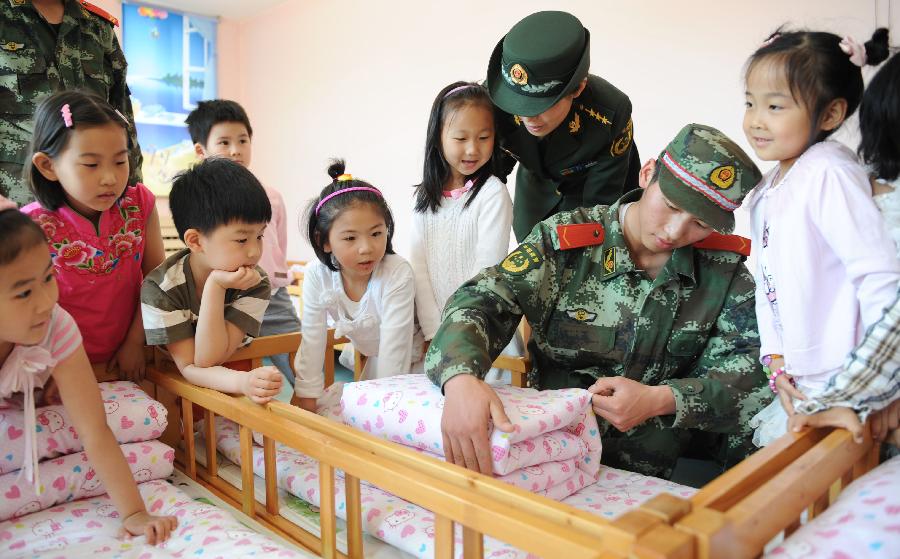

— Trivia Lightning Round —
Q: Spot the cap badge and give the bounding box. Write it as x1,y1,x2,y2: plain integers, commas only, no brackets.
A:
509,63,528,85
710,165,735,189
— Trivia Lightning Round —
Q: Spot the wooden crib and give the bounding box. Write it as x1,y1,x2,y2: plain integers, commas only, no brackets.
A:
142,332,880,559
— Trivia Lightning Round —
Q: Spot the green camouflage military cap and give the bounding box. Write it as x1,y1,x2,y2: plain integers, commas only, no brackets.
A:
486,11,590,117
657,124,761,234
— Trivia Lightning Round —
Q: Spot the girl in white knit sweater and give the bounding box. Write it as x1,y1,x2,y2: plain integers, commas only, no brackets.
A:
410,82,518,381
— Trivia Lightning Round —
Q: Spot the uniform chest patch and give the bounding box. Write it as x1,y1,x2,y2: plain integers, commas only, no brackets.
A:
501,243,543,275
2,41,25,52
566,308,597,322
603,247,617,274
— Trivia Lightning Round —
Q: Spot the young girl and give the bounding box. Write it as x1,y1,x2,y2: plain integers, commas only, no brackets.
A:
791,38,900,445
22,91,164,381
411,82,513,341
0,202,176,543
743,28,900,446
294,161,421,413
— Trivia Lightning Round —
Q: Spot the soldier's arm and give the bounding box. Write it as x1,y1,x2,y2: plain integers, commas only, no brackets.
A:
580,97,635,207
107,31,143,184
662,265,769,433
425,224,559,389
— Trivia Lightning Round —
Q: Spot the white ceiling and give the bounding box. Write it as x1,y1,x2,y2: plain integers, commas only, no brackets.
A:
133,0,286,20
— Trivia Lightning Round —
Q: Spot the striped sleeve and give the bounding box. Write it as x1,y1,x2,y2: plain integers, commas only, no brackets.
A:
224,268,271,341
140,254,195,346
47,306,82,363
796,289,900,421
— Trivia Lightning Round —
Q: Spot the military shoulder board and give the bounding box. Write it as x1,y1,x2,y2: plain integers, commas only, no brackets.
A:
81,1,119,26
557,223,605,250
693,233,751,256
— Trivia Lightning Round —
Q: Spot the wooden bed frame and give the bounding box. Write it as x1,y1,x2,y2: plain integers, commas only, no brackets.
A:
138,332,880,559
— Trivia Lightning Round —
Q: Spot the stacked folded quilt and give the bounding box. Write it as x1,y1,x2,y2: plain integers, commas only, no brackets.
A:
0,381,175,521
339,374,602,500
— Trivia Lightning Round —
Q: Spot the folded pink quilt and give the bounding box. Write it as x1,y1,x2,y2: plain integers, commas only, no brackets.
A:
339,374,601,500
0,381,168,475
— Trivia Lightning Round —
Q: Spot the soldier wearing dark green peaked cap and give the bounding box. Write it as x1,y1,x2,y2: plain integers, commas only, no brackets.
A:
0,0,143,206
487,10,641,242
426,123,769,480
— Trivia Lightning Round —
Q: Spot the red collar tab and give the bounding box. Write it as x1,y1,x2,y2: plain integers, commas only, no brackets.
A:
557,223,605,250
693,233,751,256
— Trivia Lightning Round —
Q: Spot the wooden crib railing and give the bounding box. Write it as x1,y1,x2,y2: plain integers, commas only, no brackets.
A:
663,425,879,559
145,332,694,559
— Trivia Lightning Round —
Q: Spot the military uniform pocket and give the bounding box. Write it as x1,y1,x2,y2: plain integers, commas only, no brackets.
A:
0,42,48,110
665,330,708,372
82,58,111,99
545,316,618,367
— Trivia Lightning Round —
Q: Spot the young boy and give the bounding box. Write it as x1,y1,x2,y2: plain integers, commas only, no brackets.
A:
141,158,282,403
185,100,301,386
427,124,769,479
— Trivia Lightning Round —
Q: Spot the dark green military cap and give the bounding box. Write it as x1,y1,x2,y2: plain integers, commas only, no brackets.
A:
657,124,761,234
487,11,590,117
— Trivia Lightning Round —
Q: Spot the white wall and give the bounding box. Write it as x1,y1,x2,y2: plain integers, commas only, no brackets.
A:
221,0,881,261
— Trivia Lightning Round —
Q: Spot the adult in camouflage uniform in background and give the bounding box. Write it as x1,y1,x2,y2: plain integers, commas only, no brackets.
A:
0,0,142,206
426,123,772,479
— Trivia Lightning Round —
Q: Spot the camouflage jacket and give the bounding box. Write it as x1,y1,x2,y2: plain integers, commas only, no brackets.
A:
426,190,768,434
496,74,640,241
0,0,142,205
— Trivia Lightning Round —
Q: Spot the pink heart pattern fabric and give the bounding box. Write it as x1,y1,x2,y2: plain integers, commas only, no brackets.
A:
0,479,307,558
0,440,174,521
0,381,167,475
339,375,601,500
768,454,900,558
210,416,688,559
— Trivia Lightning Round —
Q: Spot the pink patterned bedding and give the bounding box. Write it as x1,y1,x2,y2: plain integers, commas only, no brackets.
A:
0,479,309,558
340,375,601,500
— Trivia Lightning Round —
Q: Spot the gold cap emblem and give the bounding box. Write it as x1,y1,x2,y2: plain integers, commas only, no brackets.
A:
509,63,528,86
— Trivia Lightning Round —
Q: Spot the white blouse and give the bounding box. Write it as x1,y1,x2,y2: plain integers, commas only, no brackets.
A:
294,254,419,399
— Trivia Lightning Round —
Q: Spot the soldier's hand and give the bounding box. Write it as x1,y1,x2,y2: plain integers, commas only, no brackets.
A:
789,407,865,443
589,377,675,432
441,374,514,475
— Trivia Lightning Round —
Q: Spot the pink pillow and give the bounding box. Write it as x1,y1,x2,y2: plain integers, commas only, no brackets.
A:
0,381,167,475
0,440,174,521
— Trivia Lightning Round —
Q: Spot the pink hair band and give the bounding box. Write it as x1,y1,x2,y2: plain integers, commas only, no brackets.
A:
444,84,478,98
60,104,73,128
315,186,382,215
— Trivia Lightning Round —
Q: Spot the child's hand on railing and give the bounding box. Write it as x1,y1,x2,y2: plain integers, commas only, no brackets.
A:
789,406,864,443
242,366,283,404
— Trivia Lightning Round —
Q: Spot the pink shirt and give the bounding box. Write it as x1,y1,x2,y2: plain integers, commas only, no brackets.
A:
257,185,291,290
746,142,900,387
22,184,155,363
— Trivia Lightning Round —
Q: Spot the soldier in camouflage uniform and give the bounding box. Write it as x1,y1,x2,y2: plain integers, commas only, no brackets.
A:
426,123,772,479
0,0,141,206
487,11,640,242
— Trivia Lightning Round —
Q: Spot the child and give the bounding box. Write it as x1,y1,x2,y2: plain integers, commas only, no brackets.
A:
294,161,420,413
21,91,165,381
791,38,900,445
742,28,900,446
186,100,301,386
411,81,512,341
0,201,177,543
140,158,283,404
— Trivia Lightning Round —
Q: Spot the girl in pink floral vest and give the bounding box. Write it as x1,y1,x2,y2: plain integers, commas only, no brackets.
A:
21,91,164,380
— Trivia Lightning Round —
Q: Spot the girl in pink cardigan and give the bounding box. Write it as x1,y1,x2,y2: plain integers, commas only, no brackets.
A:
742,28,900,446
